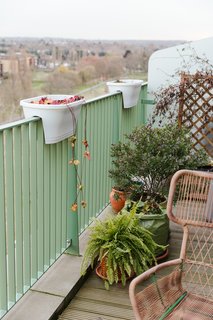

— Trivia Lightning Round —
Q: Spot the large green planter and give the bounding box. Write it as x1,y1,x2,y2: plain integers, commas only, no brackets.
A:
137,211,169,257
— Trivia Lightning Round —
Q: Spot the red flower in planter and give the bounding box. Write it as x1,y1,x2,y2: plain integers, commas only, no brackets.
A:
30,95,84,105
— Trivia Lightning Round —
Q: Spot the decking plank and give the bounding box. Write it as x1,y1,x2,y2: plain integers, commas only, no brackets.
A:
81,273,131,292
76,287,131,306
61,298,134,320
58,309,128,320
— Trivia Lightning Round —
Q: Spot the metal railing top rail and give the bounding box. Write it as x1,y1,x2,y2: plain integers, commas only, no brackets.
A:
0,82,148,132
0,117,39,131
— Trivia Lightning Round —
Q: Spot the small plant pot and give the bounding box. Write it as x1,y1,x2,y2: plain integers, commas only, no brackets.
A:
20,95,85,144
109,188,127,213
106,79,143,108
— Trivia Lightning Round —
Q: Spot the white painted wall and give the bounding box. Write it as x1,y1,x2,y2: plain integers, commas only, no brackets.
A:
148,37,213,95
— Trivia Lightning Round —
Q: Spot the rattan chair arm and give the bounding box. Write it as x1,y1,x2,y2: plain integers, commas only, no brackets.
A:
129,258,182,296
129,258,182,320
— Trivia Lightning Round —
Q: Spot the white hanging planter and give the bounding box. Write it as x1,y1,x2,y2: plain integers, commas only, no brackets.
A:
106,79,143,108
20,95,85,144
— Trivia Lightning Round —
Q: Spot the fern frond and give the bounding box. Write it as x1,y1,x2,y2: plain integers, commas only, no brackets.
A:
81,205,165,287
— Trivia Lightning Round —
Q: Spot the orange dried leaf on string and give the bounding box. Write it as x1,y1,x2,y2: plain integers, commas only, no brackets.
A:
69,159,80,165
69,135,77,144
81,200,87,208
74,159,80,165
71,203,78,212
84,151,91,160
82,139,89,148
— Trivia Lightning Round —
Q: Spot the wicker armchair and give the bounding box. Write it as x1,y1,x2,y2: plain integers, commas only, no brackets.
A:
129,169,213,319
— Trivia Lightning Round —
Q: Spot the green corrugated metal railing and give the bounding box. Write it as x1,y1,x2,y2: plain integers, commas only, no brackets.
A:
75,83,148,234
0,82,148,317
0,119,75,317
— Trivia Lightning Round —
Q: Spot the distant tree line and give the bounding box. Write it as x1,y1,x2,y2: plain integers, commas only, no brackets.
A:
0,47,153,124
44,48,151,95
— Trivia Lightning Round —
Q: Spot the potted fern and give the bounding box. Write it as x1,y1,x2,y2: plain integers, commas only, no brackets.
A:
81,205,164,289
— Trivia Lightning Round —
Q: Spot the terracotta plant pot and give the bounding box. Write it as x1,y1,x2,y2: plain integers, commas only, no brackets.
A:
96,257,134,282
109,188,126,213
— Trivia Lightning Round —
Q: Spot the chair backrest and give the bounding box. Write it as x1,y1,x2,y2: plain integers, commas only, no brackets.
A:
167,169,213,298
167,169,213,226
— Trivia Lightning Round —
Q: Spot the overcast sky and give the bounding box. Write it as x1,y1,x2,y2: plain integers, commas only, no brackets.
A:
1,0,213,41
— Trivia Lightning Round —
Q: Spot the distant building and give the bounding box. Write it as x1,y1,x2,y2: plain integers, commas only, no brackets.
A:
0,52,34,77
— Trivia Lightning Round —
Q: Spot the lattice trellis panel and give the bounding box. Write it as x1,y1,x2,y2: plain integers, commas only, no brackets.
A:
178,73,213,158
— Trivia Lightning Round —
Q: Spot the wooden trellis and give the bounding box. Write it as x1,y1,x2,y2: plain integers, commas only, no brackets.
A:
178,72,213,158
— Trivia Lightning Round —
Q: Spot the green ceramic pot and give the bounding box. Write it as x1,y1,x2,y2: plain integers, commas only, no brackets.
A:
137,211,169,257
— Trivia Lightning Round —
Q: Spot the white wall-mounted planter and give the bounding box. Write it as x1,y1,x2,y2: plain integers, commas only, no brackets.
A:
106,79,143,108
20,95,85,144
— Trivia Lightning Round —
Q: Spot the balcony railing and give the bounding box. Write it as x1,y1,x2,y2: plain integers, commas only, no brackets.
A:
0,83,148,318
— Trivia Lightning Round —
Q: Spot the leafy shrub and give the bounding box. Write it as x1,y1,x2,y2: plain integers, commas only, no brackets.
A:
109,124,208,198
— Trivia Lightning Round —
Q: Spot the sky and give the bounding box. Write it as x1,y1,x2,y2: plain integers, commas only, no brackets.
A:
1,0,213,41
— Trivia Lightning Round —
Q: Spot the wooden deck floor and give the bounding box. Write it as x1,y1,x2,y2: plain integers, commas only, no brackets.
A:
58,222,183,320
